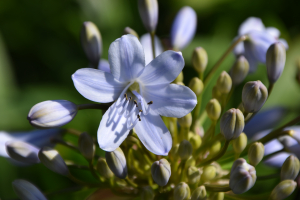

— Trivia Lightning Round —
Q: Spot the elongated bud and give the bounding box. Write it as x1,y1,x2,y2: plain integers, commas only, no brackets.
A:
269,180,297,200
178,113,192,127
209,141,221,157
220,108,244,140
78,132,95,160
28,100,78,128
6,141,40,164
281,155,300,180
141,186,155,200
81,21,102,67
206,99,221,121
38,147,69,176
191,186,207,200
12,179,47,200
187,166,201,184
96,158,114,179
216,71,232,94
242,81,268,113
174,71,184,83
138,0,158,32
266,42,286,84
178,140,193,160
174,182,190,200
189,77,204,96
210,192,224,200
151,158,171,186
189,134,202,150
123,27,139,39
230,55,249,85
212,86,222,102
201,165,216,182
248,142,264,166
192,47,208,73
105,147,127,179
229,158,256,194
232,132,247,154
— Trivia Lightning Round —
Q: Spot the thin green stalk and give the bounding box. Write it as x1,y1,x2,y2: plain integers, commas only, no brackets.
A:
257,173,278,181
204,184,231,192
88,160,100,180
125,177,138,188
50,138,80,153
150,31,156,59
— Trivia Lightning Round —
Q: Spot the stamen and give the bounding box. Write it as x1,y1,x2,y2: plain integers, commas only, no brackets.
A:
134,100,138,107
147,101,153,105
124,94,128,100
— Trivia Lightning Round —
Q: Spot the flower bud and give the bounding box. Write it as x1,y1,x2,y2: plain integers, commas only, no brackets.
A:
248,142,264,166
80,21,102,67
220,108,244,140
174,182,190,200
206,99,221,121
192,47,208,73
189,77,204,96
212,86,222,102
6,141,40,164
201,165,217,182
105,147,127,179
138,0,158,32
178,113,192,127
151,158,171,186
141,186,155,200
38,147,69,176
191,186,207,200
232,132,247,155
208,141,221,157
186,156,196,167
209,192,224,200
187,166,201,184
216,71,232,94
281,155,300,181
242,81,268,113
269,180,297,200
28,100,78,128
123,27,139,39
266,42,286,84
189,134,202,150
174,72,184,83
229,158,256,194
230,55,249,85
178,140,193,160
78,132,95,160
12,179,47,200
96,158,114,179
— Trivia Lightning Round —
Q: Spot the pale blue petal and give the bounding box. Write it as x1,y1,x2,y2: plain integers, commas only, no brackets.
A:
98,59,111,73
171,6,197,50
108,34,145,82
72,68,126,103
238,17,265,35
137,51,184,86
12,179,47,200
140,33,163,65
279,38,289,50
142,84,197,118
264,152,292,168
233,36,245,55
134,110,172,156
265,27,281,38
0,132,14,157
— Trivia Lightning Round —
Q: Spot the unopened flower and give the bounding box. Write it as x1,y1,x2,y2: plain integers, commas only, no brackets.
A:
138,0,158,33
269,180,297,200
78,132,95,161
206,99,221,121
220,108,244,140
105,147,127,179
248,142,264,166
6,141,40,164
216,71,232,94
96,158,114,179
123,27,139,39
230,55,249,85
192,47,208,73
174,182,190,200
12,179,47,200
232,132,247,155
191,186,207,200
187,166,200,184
178,140,193,160
151,158,171,186
72,34,197,155
141,186,155,200
281,155,300,180
189,77,203,96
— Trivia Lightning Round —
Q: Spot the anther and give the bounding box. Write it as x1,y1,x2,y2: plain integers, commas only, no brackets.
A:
139,110,143,112
128,97,132,101
134,100,138,107
137,115,141,121
147,101,153,105
124,93,128,100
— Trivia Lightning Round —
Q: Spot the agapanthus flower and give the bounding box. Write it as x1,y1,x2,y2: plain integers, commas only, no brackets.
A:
72,34,197,155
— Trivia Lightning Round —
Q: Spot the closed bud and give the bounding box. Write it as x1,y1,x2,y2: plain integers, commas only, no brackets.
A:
201,165,217,182
138,0,158,32
38,147,69,176
151,158,171,186
281,155,300,180
192,47,208,73
81,21,102,67
266,42,286,84
12,179,47,200
187,166,201,184
189,77,204,96
191,186,207,200
248,142,264,166
78,132,95,160
123,27,139,39
220,108,244,140
105,147,127,179
216,71,232,94
96,158,114,179
174,71,184,83
269,180,297,200
189,134,202,150
186,156,196,167
206,99,221,121
212,86,222,102
178,113,192,127
242,81,268,113
28,100,78,128
229,158,256,194
232,132,247,154
171,144,180,160
178,140,193,160
141,186,155,200
230,55,249,85
6,141,40,164
209,192,224,200
209,141,221,157
174,182,190,200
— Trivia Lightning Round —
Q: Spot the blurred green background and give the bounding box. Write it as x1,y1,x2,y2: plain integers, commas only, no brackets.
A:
1,0,300,199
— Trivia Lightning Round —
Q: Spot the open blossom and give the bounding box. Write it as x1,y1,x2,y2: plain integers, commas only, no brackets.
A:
72,34,197,155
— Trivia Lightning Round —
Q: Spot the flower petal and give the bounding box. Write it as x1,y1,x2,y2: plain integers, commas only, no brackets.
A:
98,59,111,73
72,68,126,103
264,152,292,168
238,17,265,35
279,38,289,50
265,27,281,38
140,33,163,65
98,102,130,152
108,34,145,82
138,51,184,86
142,84,197,118
134,110,172,156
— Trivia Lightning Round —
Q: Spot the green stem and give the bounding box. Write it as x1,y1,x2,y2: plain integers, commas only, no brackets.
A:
150,31,156,59
77,103,111,110
89,160,100,180
65,128,82,137
180,160,186,182
191,93,203,131
204,184,231,192
170,118,179,142
125,177,138,188
50,138,80,153
66,162,90,170
267,83,274,99
257,173,278,181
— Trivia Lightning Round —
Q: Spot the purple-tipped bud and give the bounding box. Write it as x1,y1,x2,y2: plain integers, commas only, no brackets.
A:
220,108,244,140
105,147,127,179
151,158,171,186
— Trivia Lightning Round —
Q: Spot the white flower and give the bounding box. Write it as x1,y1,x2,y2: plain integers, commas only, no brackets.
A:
72,34,197,155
